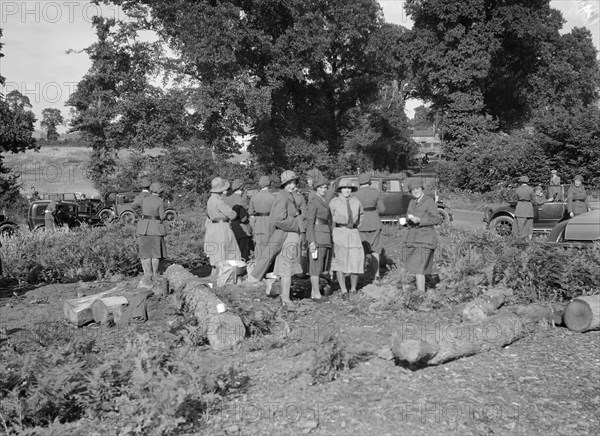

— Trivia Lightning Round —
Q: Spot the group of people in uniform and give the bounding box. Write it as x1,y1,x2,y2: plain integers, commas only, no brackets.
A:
202,169,442,308
513,169,592,239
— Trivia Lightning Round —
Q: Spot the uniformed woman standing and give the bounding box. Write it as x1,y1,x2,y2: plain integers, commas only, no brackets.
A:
306,174,331,301
204,177,241,271
567,175,591,217
402,178,441,293
329,179,364,299
133,182,167,286
248,175,275,261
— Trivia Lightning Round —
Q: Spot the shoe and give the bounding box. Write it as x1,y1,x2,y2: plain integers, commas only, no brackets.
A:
281,300,296,311
373,277,383,285
341,292,350,301
311,296,329,303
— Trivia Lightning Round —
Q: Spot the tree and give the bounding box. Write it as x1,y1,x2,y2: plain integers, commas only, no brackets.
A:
41,108,64,141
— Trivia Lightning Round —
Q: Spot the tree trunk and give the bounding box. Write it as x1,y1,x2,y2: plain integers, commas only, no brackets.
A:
91,296,129,324
462,287,512,322
564,295,600,332
165,264,246,350
62,284,129,326
392,303,565,367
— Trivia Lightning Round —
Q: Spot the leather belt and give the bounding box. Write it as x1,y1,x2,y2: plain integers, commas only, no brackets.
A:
253,212,269,216
572,199,585,202
315,218,329,225
364,207,376,211
335,223,355,228
212,218,230,223
143,215,160,220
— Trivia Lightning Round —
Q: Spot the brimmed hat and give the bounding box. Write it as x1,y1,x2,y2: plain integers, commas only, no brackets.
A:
358,173,371,185
550,170,558,174
337,179,358,191
139,178,151,189
149,182,163,194
231,179,245,191
306,168,324,183
259,175,271,188
574,175,584,182
280,170,298,188
210,177,230,193
313,175,328,189
519,176,529,183
407,178,424,190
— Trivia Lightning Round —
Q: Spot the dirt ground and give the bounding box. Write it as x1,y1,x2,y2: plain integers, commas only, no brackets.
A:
1,233,599,436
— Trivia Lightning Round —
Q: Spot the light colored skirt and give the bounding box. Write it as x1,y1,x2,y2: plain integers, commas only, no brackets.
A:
331,227,364,274
204,222,242,266
273,232,303,277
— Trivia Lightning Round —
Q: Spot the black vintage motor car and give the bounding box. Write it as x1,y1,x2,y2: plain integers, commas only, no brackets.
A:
27,200,82,231
0,213,19,237
483,185,570,236
97,191,178,223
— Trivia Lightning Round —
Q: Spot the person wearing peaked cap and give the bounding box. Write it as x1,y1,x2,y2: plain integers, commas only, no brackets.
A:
223,178,253,261
567,174,591,217
513,175,534,239
329,178,364,299
548,169,561,201
132,180,168,287
245,170,303,309
354,173,385,284
204,177,241,271
249,175,276,253
402,178,441,293
306,173,332,301
132,178,153,219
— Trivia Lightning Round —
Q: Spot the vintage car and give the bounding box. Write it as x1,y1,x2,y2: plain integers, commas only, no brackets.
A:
27,200,81,231
330,175,453,223
484,185,571,236
42,193,103,226
546,209,600,244
0,213,19,237
97,191,178,223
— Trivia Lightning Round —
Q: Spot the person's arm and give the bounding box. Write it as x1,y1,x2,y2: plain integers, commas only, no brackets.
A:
420,198,442,226
272,196,299,232
218,200,238,220
306,200,318,244
566,187,574,215
158,199,165,221
131,195,143,215
357,200,364,227
376,192,385,214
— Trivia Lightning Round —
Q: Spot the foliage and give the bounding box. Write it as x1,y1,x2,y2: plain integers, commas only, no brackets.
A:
40,109,64,141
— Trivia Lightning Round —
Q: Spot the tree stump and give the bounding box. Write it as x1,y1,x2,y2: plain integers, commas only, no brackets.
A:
564,295,600,332
91,296,129,324
62,284,128,326
462,287,512,322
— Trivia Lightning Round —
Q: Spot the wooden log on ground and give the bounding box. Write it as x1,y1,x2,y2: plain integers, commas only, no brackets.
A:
564,295,600,332
462,287,512,322
91,296,129,324
62,284,128,326
165,264,246,350
392,303,565,367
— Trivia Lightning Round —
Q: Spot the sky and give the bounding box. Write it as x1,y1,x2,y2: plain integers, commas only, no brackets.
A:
0,0,598,134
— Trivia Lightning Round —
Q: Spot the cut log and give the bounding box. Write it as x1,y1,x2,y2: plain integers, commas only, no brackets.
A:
392,303,565,367
62,284,129,326
91,296,129,324
165,264,246,349
462,287,512,322
564,295,600,332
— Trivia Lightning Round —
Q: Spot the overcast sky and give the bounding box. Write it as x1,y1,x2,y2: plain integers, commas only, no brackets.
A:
0,1,598,133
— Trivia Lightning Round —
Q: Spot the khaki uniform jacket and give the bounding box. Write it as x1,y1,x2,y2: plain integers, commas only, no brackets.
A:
403,195,440,249
354,186,384,231
306,194,332,247
133,194,166,236
270,190,301,234
131,190,151,216
223,192,252,238
329,195,364,228
292,191,307,234
514,184,534,218
567,185,590,215
248,189,276,237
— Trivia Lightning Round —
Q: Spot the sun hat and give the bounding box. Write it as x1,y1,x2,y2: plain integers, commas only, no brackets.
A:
306,168,324,182
149,182,164,194
313,175,328,189
337,179,358,191
231,179,245,191
574,175,583,182
280,170,299,188
519,176,529,183
407,178,424,191
139,178,151,189
259,176,271,188
210,177,230,193
358,173,371,185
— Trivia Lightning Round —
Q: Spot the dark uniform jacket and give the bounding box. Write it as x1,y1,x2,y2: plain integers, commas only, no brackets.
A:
133,193,166,236
292,191,307,234
567,185,590,215
354,186,385,232
403,195,440,249
306,194,332,247
514,185,534,218
223,192,252,238
248,189,276,237
131,190,151,216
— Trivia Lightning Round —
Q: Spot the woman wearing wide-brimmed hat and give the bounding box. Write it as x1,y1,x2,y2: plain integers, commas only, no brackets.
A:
204,177,241,270
513,175,535,239
567,175,591,217
402,178,441,293
329,179,364,299
132,182,168,287
306,174,332,301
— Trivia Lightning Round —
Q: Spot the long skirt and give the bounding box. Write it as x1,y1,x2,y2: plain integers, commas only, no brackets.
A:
331,227,364,274
405,245,434,275
513,216,533,238
273,232,303,277
138,235,167,259
204,222,242,266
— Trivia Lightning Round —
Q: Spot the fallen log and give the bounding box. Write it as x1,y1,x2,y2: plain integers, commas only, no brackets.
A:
462,287,512,322
165,264,246,350
564,295,600,332
62,284,128,326
392,303,565,367
91,296,129,324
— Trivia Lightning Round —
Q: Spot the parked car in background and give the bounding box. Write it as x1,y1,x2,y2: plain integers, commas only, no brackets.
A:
331,175,453,223
97,191,178,223
546,209,600,244
0,213,19,237
27,200,81,231
484,185,570,236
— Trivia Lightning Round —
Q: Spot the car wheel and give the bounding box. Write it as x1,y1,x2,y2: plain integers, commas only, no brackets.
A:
0,224,18,237
489,215,514,237
99,209,114,222
120,211,135,224
164,210,177,221
438,208,450,223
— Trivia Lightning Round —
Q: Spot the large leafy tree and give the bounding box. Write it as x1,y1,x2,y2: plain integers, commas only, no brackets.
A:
41,108,64,141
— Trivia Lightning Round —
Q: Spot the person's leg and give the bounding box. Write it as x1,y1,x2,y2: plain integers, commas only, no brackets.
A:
151,258,160,275
310,276,322,299
372,252,381,280
281,275,292,305
141,258,152,276
416,274,426,292
350,273,358,292
336,271,347,293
